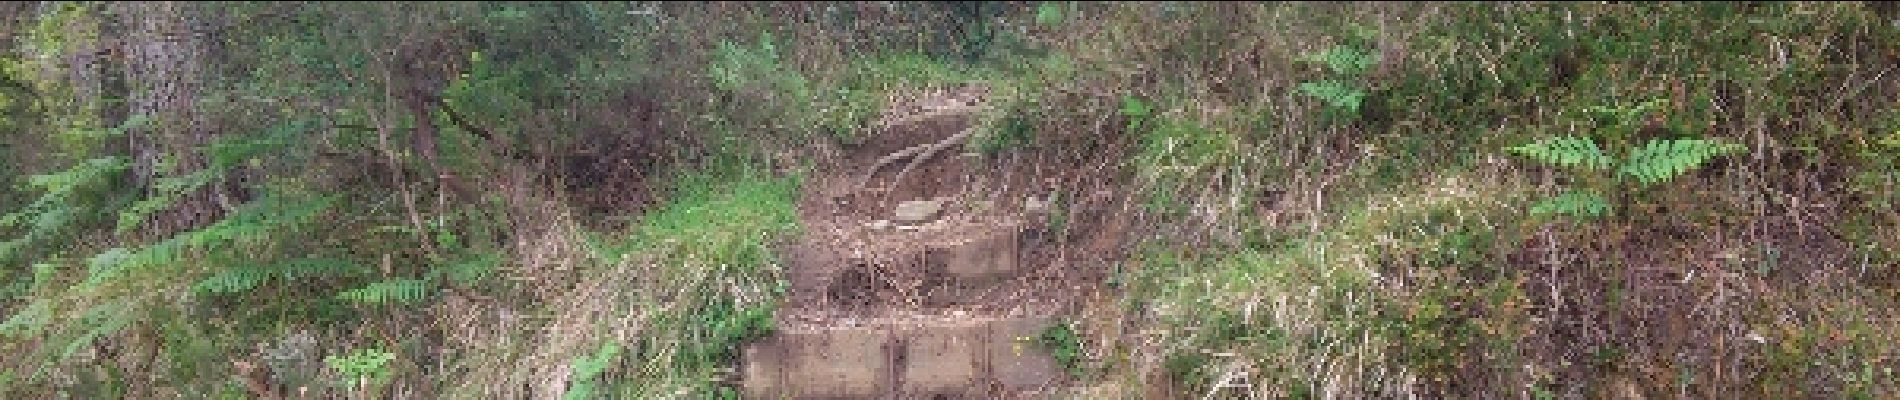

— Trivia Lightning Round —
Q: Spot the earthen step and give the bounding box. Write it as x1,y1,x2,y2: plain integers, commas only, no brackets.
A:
786,226,1026,307
741,316,1065,399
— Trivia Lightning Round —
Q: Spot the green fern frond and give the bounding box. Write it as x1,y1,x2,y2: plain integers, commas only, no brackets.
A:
326,348,396,386
1301,45,1378,76
0,157,130,264
1506,136,1614,170
563,342,622,400
572,342,621,382
58,302,134,361
276,258,369,280
1619,138,1744,185
116,169,218,233
1529,190,1611,218
437,252,501,285
0,301,52,338
1583,98,1669,126
23,156,128,193
78,195,335,290
194,258,367,295
1297,80,1366,113
194,265,271,294
82,247,140,288
336,278,432,304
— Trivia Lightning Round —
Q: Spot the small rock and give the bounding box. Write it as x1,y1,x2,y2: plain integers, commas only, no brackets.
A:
1024,196,1048,212
893,199,945,224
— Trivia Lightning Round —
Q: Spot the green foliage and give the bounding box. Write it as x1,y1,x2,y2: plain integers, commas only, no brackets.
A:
563,342,622,400
335,278,431,305
613,167,799,269
1618,138,1745,185
1582,98,1670,130
1507,101,1745,218
1035,321,1086,377
1,2,1893,397
1120,95,1153,130
109,117,297,236
82,195,336,290
1035,2,1066,25
972,108,1035,154
1296,80,1367,114
709,32,811,102
0,155,129,263
1296,44,1376,120
1301,45,1378,76
114,169,215,233
1506,136,1615,171
325,347,396,389
1132,114,1245,218
193,258,367,295
1529,190,1611,218
591,165,797,395
820,53,1000,143
436,251,502,286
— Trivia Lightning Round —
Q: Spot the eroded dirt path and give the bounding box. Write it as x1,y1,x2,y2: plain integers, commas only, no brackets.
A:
740,84,1076,399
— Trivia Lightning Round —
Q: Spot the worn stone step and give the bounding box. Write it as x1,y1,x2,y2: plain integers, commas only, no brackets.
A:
786,227,1028,310
741,317,1064,399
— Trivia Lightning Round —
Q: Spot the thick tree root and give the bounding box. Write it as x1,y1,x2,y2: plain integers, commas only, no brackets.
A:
856,126,978,191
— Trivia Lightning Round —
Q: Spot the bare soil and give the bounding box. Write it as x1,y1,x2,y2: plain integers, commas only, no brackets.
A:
743,84,1095,398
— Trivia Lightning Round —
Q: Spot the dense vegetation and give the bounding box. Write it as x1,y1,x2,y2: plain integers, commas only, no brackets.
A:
1,2,1896,398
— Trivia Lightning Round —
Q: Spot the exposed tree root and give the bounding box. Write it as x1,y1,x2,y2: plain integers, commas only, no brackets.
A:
857,126,978,191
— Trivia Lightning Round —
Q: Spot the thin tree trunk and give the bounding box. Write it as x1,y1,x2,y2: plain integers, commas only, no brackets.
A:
114,1,222,235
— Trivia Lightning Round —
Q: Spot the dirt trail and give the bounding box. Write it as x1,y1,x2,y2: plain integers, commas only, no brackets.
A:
740,84,1077,399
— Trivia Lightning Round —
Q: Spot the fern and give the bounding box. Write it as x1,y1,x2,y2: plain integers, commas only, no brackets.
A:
194,258,368,295
59,303,134,362
435,252,501,285
336,278,432,304
0,301,52,338
1301,45,1378,76
562,342,622,400
0,156,129,264
1619,138,1744,185
117,120,318,234
1529,190,1612,218
1506,136,1614,170
708,32,805,97
81,195,336,289
115,169,217,233
1297,80,1367,113
194,264,271,294
1296,43,1376,121
326,348,396,388
1508,108,1745,219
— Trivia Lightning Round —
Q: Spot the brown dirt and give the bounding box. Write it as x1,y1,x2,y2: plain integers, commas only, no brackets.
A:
743,83,1102,398
782,84,1080,323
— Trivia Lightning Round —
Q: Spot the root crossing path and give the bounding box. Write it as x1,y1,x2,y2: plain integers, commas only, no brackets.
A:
740,85,1074,399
